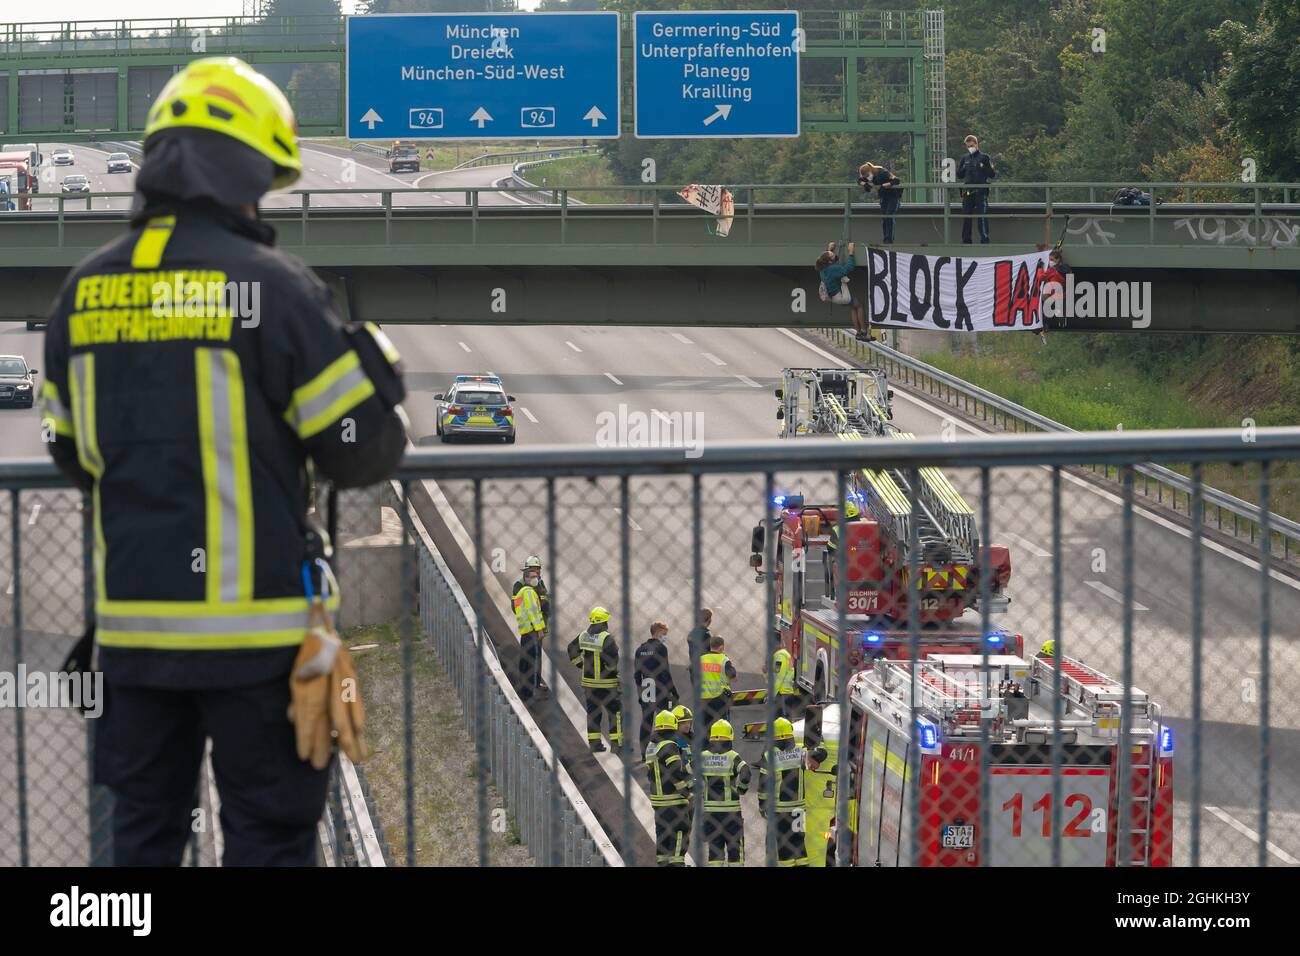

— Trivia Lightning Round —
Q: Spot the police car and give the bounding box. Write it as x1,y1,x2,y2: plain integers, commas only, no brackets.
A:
434,374,517,443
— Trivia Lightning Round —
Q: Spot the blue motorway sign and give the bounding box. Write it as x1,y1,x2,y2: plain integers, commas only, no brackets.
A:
633,10,800,139
346,13,620,140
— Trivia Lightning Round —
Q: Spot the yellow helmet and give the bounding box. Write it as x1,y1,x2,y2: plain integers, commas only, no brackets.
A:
654,710,678,732
144,56,302,190
1039,640,1056,657
589,606,610,625
773,717,795,740
709,719,734,742
844,499,861,520
671,704,693,726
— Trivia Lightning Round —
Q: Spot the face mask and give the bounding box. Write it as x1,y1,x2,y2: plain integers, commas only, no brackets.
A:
968,145,978,153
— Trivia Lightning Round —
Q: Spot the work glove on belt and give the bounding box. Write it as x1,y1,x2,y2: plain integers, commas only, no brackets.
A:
288,602,367,770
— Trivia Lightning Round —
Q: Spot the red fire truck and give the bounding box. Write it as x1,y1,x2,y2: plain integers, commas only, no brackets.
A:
748,368,1013,698
814,648,1174,866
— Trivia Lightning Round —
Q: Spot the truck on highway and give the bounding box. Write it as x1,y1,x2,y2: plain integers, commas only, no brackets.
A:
389,140,421,174
2,142,40,178
806,647,1174,866
0,152,36,210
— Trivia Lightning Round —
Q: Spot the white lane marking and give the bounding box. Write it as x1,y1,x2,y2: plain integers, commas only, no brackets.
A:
1002,531,1050,558
613,507,644,532
520,407,539,424
458,341,472,353
1084,580,1149,611
775,328,1300,595
492,176,533,206
702,352,727,366
604,372,624,386
672,333,695,346
733,374,761,388
28,503,40,526
1204,805,1300,865
204,742,225,864
566,341,583,353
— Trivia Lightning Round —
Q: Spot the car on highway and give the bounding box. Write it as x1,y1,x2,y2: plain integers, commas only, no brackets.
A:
51,147,74,166
61,174,90,194
105,152,132,173
0,355,36,409
389,141,421,174
434,376,517,443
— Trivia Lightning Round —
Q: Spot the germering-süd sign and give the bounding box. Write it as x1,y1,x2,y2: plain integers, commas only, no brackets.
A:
633,10,800,138
346,12,620,140
863,249,1051,332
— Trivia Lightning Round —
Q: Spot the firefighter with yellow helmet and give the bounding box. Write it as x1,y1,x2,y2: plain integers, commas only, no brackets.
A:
701,718,751,866
568,606,623,752
42,57,407,864
644,709,692,866
757,717,810,865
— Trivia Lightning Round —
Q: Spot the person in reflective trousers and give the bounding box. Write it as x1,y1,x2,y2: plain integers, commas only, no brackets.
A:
644,709,692,866
40,57,407,865
512,563,548,700
758,717,810,866
701,719,751,866
568,606,622,753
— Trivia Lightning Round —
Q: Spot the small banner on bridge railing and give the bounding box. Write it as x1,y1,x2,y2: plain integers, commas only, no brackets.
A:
678,184,735,237
864,248,1050,332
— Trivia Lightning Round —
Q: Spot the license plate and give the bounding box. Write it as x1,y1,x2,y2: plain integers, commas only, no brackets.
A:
474,406,488,414
942,824,974,849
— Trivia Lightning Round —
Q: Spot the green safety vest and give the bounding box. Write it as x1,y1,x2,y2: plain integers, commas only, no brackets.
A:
645,739,689,808
576,629,618,688
774,648,796,696
702,750,746,812
699,652,731,700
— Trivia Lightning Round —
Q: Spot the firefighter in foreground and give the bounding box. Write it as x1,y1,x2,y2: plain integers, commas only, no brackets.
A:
757,717,809,866
701,719,751,866
41,57,407,865
568,606,623,752
644,709,692,866
513,562,548,700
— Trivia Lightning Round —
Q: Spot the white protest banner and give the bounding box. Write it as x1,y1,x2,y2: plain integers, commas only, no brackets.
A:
863,247,1050,331
678,184,735,237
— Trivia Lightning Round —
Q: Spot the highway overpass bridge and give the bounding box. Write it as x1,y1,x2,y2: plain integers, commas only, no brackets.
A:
2,180,1298,333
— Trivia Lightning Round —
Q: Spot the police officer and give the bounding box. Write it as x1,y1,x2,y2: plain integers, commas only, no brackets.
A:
567,606,622,753
635,620,679,757
701,719,751,866
41,57,407,865
757,717,809,866
513,563,548,700
697,634,737,738
645,709,691,866
826,498,861,599
957,133,997,244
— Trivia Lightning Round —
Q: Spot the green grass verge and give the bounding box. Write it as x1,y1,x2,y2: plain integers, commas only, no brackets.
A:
911,333,1300,523
347,621,532,866
524,153,632,203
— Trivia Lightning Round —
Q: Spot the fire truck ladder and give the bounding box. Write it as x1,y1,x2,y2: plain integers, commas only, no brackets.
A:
873,659,988,730
1031,653,1159,864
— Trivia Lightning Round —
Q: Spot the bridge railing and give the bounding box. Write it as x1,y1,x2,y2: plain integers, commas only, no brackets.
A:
0,15,343,58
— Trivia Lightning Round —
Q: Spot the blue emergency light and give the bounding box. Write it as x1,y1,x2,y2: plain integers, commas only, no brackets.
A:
772,495,786,507
918,722,938,749
1160,728,1174,753
863,631,883,644
985,631,1005,646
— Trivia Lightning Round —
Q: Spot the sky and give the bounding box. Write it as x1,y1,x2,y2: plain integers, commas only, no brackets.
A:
17,0,540,22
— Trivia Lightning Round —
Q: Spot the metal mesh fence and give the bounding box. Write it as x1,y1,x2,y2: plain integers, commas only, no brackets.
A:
3,425,1298,866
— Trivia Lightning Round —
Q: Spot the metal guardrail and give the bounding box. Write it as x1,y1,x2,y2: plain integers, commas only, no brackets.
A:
351,144,390,159
454,146,597,171
396,480,621,866
823,329,1300,565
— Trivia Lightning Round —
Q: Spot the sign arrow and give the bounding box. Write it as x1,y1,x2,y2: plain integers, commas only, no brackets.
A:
470,107,494,129
702,104,732,126
583,106,607,127
359,108,383,130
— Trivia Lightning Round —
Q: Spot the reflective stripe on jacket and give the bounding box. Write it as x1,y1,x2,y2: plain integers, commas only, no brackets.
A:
699,652,732,700
513,585,544,635
774,647,796,696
